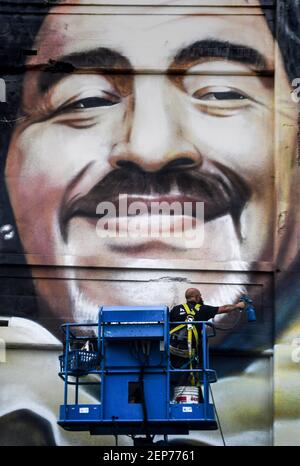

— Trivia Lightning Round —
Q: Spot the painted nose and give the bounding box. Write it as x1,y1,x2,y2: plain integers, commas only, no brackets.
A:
109,75,202,172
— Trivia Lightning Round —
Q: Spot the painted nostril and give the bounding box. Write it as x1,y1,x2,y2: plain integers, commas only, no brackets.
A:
164,157,201,171
115,157,201,172
115,160,141,171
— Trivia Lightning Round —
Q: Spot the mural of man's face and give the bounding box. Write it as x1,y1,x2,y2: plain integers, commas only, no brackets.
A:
4,0,298,331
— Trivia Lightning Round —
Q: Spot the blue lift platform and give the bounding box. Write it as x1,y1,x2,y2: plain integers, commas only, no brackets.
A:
58,306,219,441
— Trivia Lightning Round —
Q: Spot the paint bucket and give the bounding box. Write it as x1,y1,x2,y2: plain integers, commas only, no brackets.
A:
174,386,199,404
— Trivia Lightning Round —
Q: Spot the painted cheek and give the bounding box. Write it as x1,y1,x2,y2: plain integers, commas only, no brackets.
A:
180,106,273,177
11,124,110,183
6,113,125,246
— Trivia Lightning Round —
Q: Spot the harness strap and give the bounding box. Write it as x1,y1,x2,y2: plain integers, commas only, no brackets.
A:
170,303,202,386
192,325,199,347
187,325,195,385
170,323,186,335
183,303,200,347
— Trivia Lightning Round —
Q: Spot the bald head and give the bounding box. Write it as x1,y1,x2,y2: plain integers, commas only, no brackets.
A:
185,288,203,304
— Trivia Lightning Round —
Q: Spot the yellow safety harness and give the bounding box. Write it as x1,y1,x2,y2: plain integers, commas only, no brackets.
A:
170,303,201,385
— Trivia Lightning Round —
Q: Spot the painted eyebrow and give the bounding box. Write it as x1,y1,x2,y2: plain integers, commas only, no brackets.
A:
37,47,133,94
169,39,270,73
36,40,270,95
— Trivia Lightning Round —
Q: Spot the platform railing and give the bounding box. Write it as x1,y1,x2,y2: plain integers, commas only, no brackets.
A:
59,316,217,411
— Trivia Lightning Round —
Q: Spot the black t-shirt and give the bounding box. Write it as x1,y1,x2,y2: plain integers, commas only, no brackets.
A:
169,301,219,351
170,301,219,323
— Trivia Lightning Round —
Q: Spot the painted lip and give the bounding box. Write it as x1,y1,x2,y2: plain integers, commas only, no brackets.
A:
62,192,230,224
112,194,203,217
65,194,205,239
62,193,223,253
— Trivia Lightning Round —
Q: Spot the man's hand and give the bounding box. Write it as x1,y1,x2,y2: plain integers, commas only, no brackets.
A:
236,301,246,310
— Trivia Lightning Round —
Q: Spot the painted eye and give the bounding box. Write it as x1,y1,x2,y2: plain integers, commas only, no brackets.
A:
198,91,246,101
63,95,120,111
192,87,248,102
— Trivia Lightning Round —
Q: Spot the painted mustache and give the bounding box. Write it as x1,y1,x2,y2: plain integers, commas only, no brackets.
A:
59,160,251,242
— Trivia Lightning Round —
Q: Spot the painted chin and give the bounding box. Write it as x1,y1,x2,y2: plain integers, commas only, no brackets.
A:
71,280,248,324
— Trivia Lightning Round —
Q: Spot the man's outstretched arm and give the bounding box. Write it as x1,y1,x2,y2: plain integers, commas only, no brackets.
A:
217,301,246,315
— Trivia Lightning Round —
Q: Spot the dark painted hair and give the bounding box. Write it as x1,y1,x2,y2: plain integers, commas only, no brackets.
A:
263,0,300,82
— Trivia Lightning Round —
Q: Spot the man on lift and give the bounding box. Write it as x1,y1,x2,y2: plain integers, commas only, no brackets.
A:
170,288,246,399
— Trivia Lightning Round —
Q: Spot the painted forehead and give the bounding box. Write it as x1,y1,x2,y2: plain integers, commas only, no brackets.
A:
31,1,274,70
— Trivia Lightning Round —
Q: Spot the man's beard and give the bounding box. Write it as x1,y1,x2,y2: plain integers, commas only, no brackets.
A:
187,298,204,305
70,277,248,325
71,284,101,324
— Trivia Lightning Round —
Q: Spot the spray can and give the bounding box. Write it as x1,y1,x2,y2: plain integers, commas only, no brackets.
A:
241,295,256,322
